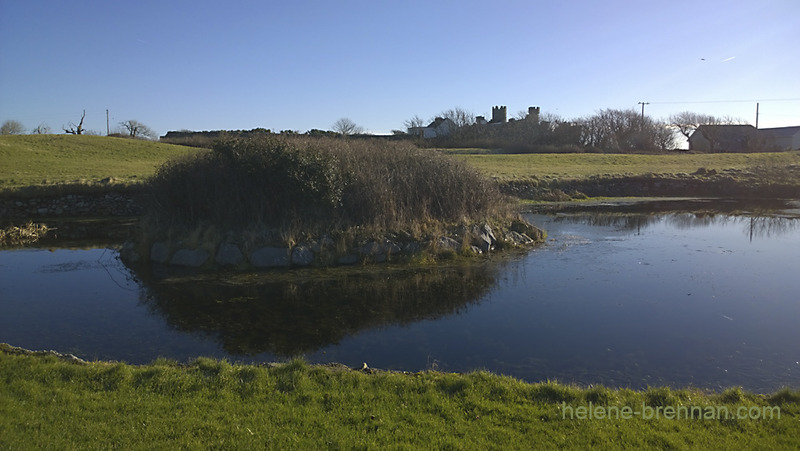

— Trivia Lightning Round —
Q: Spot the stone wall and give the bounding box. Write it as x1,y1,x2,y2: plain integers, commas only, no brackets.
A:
121,221,545,271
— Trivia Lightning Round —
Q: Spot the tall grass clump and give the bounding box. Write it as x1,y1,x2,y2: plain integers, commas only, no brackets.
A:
146,135,508,243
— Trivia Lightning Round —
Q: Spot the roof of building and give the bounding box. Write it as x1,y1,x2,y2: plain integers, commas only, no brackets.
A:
692,124,756,134
759,126,800,137
427,117,453,129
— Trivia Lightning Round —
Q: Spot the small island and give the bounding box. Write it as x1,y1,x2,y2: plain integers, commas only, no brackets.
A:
121,135,545,270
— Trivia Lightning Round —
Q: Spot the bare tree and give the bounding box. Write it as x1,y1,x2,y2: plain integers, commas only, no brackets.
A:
63,110,86,135
513,110,529,121
539,111,564,124
668,111,719,140
403,115,427,131
0,120,25,135
438,107,475,128
119,119,156,139
578,108,674,152
652,121,677,151
332,118,364,135
31,123,51,134
668,111,750,140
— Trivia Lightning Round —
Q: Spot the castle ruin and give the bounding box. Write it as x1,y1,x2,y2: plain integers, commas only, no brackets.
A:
490,106,508,124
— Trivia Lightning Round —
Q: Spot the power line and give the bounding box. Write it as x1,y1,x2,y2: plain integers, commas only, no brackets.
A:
650,98,800,105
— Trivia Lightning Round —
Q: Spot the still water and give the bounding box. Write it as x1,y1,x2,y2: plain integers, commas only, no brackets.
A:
1,200,799,392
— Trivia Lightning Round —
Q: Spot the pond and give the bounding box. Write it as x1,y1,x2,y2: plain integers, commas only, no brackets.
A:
1,199,798,392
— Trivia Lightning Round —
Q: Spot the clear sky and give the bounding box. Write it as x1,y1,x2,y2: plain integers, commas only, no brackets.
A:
1,0,798,137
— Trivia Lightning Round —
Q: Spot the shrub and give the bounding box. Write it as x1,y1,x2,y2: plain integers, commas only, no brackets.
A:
146,135,508,241
0,119,25,135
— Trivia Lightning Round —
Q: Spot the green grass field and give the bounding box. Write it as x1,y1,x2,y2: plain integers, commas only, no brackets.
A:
3,136,798,191
459,151,800,181
1,349,798,449
0,134,200,188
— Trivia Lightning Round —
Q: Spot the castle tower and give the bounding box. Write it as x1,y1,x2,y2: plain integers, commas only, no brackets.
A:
528,106,540,123
491,105,507,123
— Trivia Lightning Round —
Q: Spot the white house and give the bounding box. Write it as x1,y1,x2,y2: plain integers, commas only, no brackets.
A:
408,117,456,139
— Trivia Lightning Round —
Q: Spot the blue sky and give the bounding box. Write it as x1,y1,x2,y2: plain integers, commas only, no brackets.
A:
1,0,798,137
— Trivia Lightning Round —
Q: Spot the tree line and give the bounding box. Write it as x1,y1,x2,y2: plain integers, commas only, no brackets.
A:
401,107,758,153
3,108,768,154
1,110,156,139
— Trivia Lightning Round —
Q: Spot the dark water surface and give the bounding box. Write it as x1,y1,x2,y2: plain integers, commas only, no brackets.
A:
1,200,798,392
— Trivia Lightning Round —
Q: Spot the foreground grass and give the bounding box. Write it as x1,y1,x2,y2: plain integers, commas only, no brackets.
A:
1,349,798,449
460,151,800,181
0,135,199,189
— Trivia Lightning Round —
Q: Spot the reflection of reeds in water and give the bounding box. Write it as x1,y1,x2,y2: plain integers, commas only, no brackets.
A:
135,264,499,357
663,213,799,240
742,215,799,241
553,213,656,230
548,202,800,240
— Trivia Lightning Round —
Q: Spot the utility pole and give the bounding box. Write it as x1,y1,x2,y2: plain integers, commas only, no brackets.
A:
638,102,649,122
637,102,649,130
106,109,110,136
755,103,759,129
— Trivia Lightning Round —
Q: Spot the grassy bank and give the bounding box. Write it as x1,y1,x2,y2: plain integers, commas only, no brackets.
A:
0,135,199,190
1,347,798,449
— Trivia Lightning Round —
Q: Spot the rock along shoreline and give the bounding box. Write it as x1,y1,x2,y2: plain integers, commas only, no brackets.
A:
120,220,546,271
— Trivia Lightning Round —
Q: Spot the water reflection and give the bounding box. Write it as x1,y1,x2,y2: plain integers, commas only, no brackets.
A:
547,211,800,240
2,199,799,392
744,215,799,240
134,265,498,357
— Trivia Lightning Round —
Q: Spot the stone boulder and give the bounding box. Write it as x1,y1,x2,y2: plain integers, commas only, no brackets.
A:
402,242,422,254
311,236,335,254
504,231,535,246
359,241,383,256
510,219,545,242
291,246,315,266
150,242,170,263
437,236,460,251
250,247,290,268
359,241,389,262
119,241,140,264
471,223,497,252
215,243,245,266
170,248,210,267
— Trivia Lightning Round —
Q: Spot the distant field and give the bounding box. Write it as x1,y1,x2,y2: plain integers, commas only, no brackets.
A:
2,135,798,189
0,135,200,188
458,152,800,180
